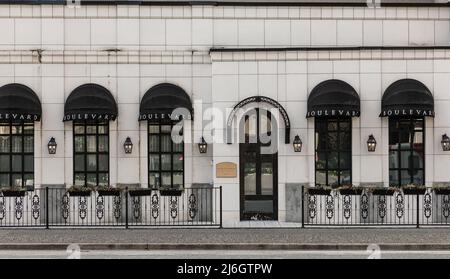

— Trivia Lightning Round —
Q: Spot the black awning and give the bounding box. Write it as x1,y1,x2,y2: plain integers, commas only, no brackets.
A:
0,83,42,122
139,83,193,121
63,84,118,121
380,79,434,117
306,79,360,118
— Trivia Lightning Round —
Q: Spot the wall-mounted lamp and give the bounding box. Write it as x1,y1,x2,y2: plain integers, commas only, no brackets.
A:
442,134,450,151
48,137,57,154
124,137,133,154
293,135,302,152
367,134,377,152
198,137,207,154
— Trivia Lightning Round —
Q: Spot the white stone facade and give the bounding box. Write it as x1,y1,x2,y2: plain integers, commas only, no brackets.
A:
0,3,450,226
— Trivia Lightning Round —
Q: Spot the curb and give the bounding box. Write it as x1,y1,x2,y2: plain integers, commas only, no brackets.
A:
2,243,450,251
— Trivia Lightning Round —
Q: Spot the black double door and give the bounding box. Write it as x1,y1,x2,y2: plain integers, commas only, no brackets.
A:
239,109,278,221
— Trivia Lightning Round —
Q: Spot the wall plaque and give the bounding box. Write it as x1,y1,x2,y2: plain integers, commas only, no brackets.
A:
216,162,237,178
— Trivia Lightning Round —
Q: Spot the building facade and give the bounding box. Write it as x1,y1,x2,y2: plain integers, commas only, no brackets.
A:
0,0,450,227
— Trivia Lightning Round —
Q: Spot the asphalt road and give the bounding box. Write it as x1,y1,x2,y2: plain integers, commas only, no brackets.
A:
1,249,450,259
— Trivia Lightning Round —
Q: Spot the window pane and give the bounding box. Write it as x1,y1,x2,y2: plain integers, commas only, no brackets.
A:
327,152,338,169
327,121,338,131
74,125,85,134
12,155,22,172
315,152,326,169
0,136,10,152
173,154,183,170
74,155,85,172
161,154,171,171
0,155,10,171
12,126,22,134
98,154,108,171
24,125,33,134
340,171,351,185
412,170,424,185
244,162,256,195
86,125,96,134
161,172,171,187
389,171,399,187
149,173,159,188
339,152,351,169
24,174,34,187
413,131,423,144
315,171,326,186
327,171,338,187
98,173,108,186
149,155,160,171
400,170,411,186
87,155,97,171
339,132,351,150
173,172,183,188
86,136,96,152
98,125,107,134
24,136,33,152
86,173,97,186
315,132,327,150
149,125,160,134
161,135,171,152
339,121,350,131
12,174,22,187
173,141,183,152
98,136,108,152
261,162,273,195
24,155,33,172
11,136,22,152
0,126,10,134
161,125,171,133
0,174,9,187
74,136,85,152
74,173,85,186
389,151,399,168
149,135,159,152
327,132,338,150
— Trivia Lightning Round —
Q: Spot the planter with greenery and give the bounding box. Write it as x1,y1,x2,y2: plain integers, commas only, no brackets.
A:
338,185,364,195
401,185,427,195
159,187,183,196
433,186,450,195
0,188,26,197
306,186,332,195
67,186,93,197
96,186,122,196
128,188,154,197
369,187,398,196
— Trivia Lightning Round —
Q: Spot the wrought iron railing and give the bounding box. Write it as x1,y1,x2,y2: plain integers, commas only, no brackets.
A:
0,187,222,228
302,186,450,227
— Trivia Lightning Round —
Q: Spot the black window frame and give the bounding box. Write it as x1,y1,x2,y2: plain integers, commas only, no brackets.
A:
0,121,34,190
148,121,185,190
314,117,352,187
388,117,425,187
73,120,110,187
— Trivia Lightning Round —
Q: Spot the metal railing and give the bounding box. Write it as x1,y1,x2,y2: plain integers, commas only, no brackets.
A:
302,186,450,227
0,187,222,228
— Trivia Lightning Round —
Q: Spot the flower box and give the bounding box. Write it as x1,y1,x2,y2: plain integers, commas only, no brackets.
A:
307,188,332,195
371,188,396,196
402,187,426,195
1,190,26,197
339,188,363,196
128,189,153,197
433,188,450,195
159,189,183,196
68,190,92,197
97,189,121,196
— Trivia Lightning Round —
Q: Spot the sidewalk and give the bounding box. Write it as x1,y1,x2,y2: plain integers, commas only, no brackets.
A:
2,228,450,250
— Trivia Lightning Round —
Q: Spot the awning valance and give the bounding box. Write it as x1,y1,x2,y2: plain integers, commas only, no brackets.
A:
0,83,42,122
63,84,118,121
380,79,434,117
139,83,193,122
306,79,360,118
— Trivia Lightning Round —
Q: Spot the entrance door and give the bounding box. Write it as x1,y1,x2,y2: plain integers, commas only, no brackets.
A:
239,108,278,220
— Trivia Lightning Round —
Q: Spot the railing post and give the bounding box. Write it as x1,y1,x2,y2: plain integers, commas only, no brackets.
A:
301,185,305,228
125,187,129,229
219,186,223,229
45,187,49,229
416,192,420,228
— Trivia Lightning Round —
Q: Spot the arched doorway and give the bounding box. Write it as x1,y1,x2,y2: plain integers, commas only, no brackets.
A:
239,108,278,221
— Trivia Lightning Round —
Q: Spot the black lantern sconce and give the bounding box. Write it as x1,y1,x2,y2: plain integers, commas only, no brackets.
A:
293,135,302,152
198,137,207,154
124,137,133,154
48,137,57,154
367,134,377,152
442,134,450,151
